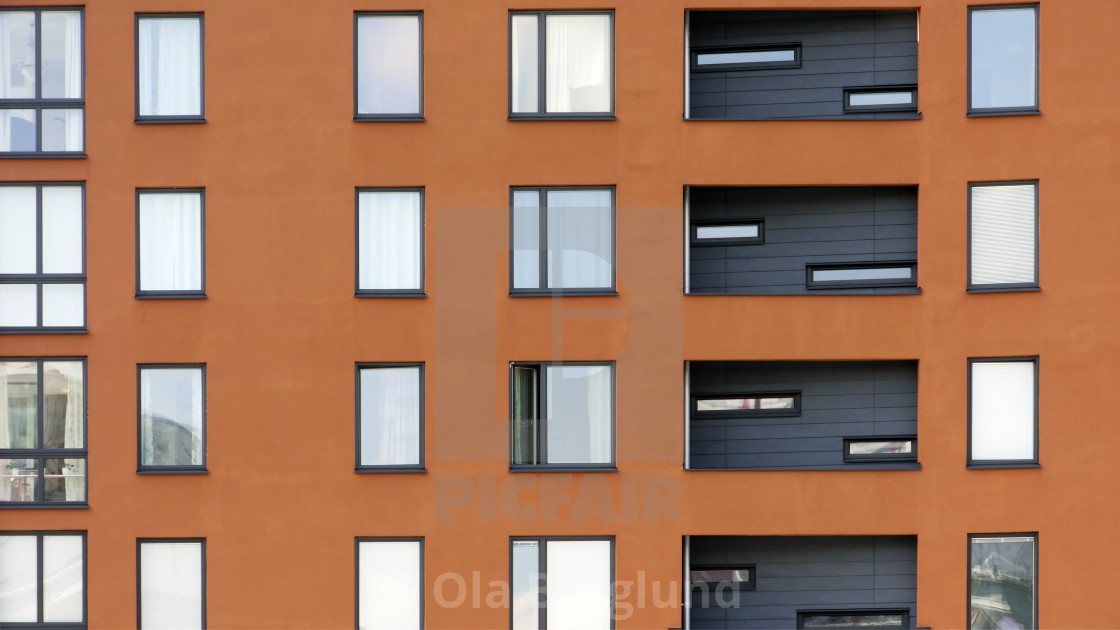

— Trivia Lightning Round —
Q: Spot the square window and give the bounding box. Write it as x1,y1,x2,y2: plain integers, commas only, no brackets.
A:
356,538,423,629
969,5,1039,114
969,358,1038,466
510,11,613,117
0,532,86,626
510,363,614,468
969,534,1037,628
354,13,422,119
138,365,206,473
511,537,613,629
138,539,205,629
136,14,204,122
357,364,424,470
356,189,424,295
969,182,1038,291
136,189,205,297
511,187,614,293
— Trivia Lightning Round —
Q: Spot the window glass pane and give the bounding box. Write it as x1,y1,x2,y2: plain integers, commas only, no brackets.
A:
545,14,610,113
0,109,37,152
0,284,37,327
698,49,795,65
41,108,82,152
138,17,203,117
140,368,204,467
971,8,1036,109
813,267,912,282
546,189,611,289
697,395,795,412
511,541,540,630
43,360,83,449
0,535,37,622
140,541,204,630
512,191,540,289
1,362,38,449
357,15,421,115
0,13,36,99
358,191,422,291
41,283,83,327
43,458,84,503
511,366,539,465
971,361,1035,461
546,540,611,630
849,91,913,106
42,535,83,622
42,186,83,274
0,186,37,274
801,613,905,628
40,11,82,99
360,367,421,466
139,192,203,292
691,568,750,583
848,440,913,456
546,365,611,464
695,224,758,240
971,184,1036,286
0,459,38,502
511,15,539,113
357,540,421,630
970,536,1035,628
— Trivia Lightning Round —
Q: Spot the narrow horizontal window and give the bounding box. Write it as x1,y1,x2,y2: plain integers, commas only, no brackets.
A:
356,189,424,294
969,5,1038,113
356,538,422,629
355,13,422,118
692,45,801,71
510,11,613,116
690,566,755,590
969,182,1038,290
138,539,205,630
357,364,423,469
511,363,613,467
0,532,86,626
798,611,908,629
844,86,918,112
969,534,1036,628
806,262,917,289
138,365,206,472
691,221,763,245
136,15,204,120
970,358,1037,465
136,190,205,297
694,393,799,415
844,437,917,462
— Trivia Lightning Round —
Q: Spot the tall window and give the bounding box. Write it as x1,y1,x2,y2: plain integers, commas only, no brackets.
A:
969,5,1038,114
969,534,1036,629
0,532,86,626
0,8,84,155
356,189,423,295
136,189,205,298
357,364,424,470
969,181,1038,291
138,538,205,630
138,365,206,473
969,358,1038,467
136,14,204,122
0,359,86,506
511,537,613,630
0,184,85,331
354,13,422,119
510,362,613,469
356,538,423,630
511,187,614,294
509,11,613,117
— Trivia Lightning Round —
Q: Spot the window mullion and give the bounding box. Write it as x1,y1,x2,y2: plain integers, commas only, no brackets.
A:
537,14,547,114
538,540,548,630
538,190,548,290
36,534,45,623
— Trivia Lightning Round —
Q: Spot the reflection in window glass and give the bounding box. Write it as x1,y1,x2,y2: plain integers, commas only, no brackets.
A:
511,363,613,466
511,12,612,115
140,366,205,469
970,7,1037,110
970,535,1036,629
696,395,796,412
697,49,795,66
359,366,422,467
512,188,613,292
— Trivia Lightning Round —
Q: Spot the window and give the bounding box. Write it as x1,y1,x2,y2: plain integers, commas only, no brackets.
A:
510,363,613,469
0,359,86,506
969,182,1038,291
689,565,755,592
357,364,423,471
969,358,1038,467
356,538,423,630
356,189,424,295
690,220,763,245
843,437,917,463
798,611,909,629
0,184,85,331
693,393,800,416
0,532,85,625
969,5,1038,114
135,14,204,122
843,86,918,113
806,262,917,289
509,11,613,117
969,534,1036,629
138,538,205,630
691,45,801,71
511,537,613,630
510,187,614,294
0,8,84,156
354,13,422,120
138,365,206,473
136,189,204,298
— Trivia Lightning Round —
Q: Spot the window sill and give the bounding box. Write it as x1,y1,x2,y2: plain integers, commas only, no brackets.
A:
0,503,90,509
135,117,207,124
137,468,209,474
509,465,618,473
966,285,1040,293
135,292,207,299
510,290,618,297
967,462,1040,469
508,114,616,121
0,152,87,159
355,466,427,474
355,291,427,298
685,463,922,471
354,115,425,122
967,109,1041,118
0,328,88,334
683,113,922,121
684,287,922,296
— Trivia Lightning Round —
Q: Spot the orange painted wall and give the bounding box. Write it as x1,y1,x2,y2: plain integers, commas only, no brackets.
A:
4,0,1116,627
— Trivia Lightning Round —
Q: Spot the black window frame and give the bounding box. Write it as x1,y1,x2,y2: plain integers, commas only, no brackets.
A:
806,261,918,290
0,7,86,158
134,188,206,299
136,537,206,630
842,436,918,463
796,609,910,630
691,391,801,418
967,532,1037,630
133,13,206,124
967,180,1040,293
967,4,1040,117
689,218,764,246
354,187,426,298
0,530,87,627
508,536,616,630
689,564,757,593
136,363,208,474
509,186,617,296
967,356,1040,469
0,357,88,509
355,363,426,473
354,536,425,629
842,85,918,113
0,182,87,334
690,43,802,72
353,11,424,122
508,361,616,472
507,10,616,120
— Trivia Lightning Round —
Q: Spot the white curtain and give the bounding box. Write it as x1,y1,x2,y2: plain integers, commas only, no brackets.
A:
547,190,612,289
139,192,203,292
140,542,203,630
61,12,82,150
42,535,83,622
358,191,421,290
547,365,612,464
139,17,201,116
357,15,420,115
360,367,420,466
58,362,83,500
545,14,610,113
971,361,1035,461
510,15,538,113
546,541,611,630
357,541,421,630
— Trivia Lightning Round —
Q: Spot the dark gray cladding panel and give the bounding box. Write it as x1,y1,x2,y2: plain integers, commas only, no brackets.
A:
689,361,917,470
689,186,917,295
688,10,918,120
689,536,917,629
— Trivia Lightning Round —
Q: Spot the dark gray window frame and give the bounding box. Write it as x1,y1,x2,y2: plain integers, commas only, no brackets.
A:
0,357,88,509
136,363,208,475
796,609,910,630
354,187,426,298
133,13,206,124
967,356,1040,469
967,4,1040,117
0,530,87,627
689,218,764,246
967,532,1038,630
690,43,802,72
507,10,616,120
136,537,206,630
691,391,801,418
0,7,86,159
509,186,617,296
353,11,424,122
806,261,918,290
355,362,426,473
842,436,918,463
966,180,1040,293
134,188,206,299
508,361,616,472
689,564,757,594
842,85,918,113
0,182,87,334
508,536,616,630
354,536,425,629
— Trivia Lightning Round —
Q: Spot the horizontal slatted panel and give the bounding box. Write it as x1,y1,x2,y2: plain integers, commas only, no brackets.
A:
970,184,1036,286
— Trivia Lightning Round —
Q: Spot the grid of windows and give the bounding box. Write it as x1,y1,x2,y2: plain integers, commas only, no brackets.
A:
0,532,86,626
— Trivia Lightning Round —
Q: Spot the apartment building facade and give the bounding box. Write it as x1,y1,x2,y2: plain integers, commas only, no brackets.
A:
0,0,1105,628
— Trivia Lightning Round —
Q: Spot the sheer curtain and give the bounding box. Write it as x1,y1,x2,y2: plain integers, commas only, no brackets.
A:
138,17,201,116
547,365,611,464
61,12,82,150
545,15,610,113
50,362,83,500
139,193,203,291
357,15,420,115
547,190,612,289
360,367,420,466
358,191,421,290
140,541,203,630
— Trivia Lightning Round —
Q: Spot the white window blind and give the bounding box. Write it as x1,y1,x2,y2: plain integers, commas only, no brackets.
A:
545,540,611,630
140,540,204,630
357,540,421,630
971,184,1036,286
971,360,1035,461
